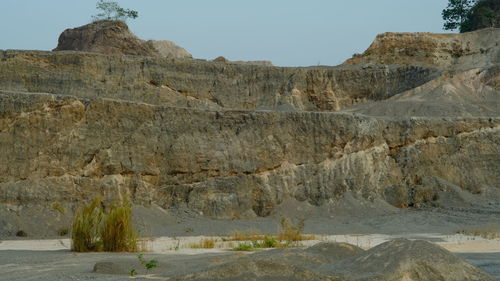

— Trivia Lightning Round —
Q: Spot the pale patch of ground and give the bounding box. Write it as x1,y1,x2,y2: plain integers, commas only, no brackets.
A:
1,233,498,253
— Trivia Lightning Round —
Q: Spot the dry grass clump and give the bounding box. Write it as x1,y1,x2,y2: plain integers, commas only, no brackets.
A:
71,197,104,252
189,238,216,249
231,217,315,251
227,229,265,241
51,202,66,214
459,224,500,240
277,217,315,242
71,196,138,252
101,200,137,252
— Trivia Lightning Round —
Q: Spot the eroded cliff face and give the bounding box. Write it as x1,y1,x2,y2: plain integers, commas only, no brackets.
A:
344,28,500,70
0,50,437,112
0,27,499,227
0,91,498,219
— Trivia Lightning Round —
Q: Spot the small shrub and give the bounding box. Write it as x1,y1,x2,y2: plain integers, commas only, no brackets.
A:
58,228,69,236
458,224,500,239
201,238,215,248
145,259,157,270
251,240,261,248
250,236,279,248
16,230,28,237
227,229,264,241
233,243,253,251
137,254,158,270
278,217,304,242
189,238,216,249
52,202,66,214
129,269,137,276
263,236,278,248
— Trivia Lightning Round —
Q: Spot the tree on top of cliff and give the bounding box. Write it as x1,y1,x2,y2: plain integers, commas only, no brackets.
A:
460,0,500,32
91,0,138,22
442,0,478,31
442,0,499,32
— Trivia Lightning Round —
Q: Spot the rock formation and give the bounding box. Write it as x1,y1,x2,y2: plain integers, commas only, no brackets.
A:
0,24,499,233
53,20,159,56
212,56,274,66
148,40,192,59
344,28,499,70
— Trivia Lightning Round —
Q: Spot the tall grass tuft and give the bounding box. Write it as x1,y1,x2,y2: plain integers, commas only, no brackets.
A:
71,196,138,252
101,199,137,252
71,197,104,252
277,217,314,242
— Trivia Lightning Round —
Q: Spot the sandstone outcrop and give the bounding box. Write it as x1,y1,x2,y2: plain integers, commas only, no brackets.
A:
344,28,499,70
148,40,192,59
0,90,497,219
212,56,274,66
0,50,438,111
0,25,498,228
53,20,159,56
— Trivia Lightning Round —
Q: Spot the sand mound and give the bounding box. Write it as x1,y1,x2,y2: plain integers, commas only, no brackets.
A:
322,239,495,281
175,240,493,281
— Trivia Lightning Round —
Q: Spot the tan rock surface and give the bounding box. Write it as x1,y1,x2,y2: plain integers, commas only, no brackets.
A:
344,28,500,70
148,40,192,59
0,24,498,232
53,20,159,56
0,90,498,219
0,50,438,112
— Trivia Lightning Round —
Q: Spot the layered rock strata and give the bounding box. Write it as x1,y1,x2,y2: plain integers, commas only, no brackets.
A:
0,27,498,221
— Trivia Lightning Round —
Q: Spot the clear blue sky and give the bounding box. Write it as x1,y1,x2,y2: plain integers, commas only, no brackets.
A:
0,0,452,66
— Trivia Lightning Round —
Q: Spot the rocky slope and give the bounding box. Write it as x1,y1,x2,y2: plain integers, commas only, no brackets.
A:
0,25,499,234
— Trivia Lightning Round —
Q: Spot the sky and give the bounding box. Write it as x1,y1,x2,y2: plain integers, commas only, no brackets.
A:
0,0,453,66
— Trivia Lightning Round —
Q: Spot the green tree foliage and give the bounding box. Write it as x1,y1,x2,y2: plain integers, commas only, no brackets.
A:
461,0,500,32
442,0,499,32
442,0,477,31
92,0,138,22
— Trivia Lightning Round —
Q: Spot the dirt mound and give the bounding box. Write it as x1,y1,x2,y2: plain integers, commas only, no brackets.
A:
345,28,500,70
174,240,493,281
53,20,159,56
322,239,494,281
304,242,364,261
178,259,345,281
176,242,361,281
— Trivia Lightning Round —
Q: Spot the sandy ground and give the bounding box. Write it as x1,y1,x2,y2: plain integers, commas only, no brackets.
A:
1,234,499,280
1,200,499,280
1,233,499,253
